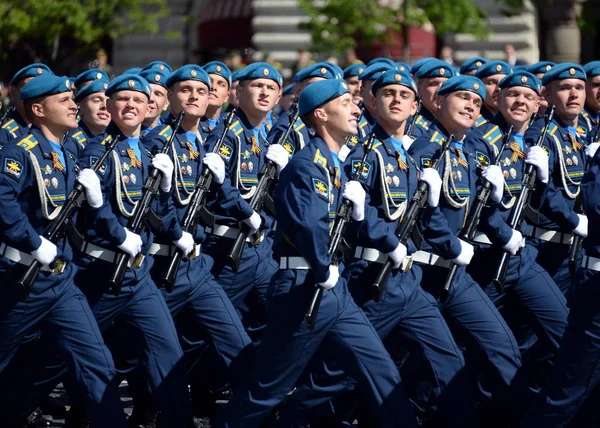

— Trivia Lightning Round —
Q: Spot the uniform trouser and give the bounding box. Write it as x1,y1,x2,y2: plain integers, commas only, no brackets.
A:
419,263,525,424
72,262,194,427
215,268,418,428
532,239,580,297
0,269,127,427
277,260,473,428
118,253,254,410
520,267,600,427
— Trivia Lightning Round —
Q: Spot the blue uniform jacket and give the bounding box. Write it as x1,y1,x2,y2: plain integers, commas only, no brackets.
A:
407,106,435,139
0,110,29,145
267,111,311,153
581,148,600,257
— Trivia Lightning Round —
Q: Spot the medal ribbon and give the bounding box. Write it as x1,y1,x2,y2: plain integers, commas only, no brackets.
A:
333,167,342,188
455,149,468,167
568,133,583,152
251,136,262,156
509,142,527,163
186,141,200,160
395,151,409,171
126,148,142,168
51,152,64,172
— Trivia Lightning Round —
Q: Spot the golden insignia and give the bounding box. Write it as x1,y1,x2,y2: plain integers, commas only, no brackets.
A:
263,68,269,76
496,64,502,72
545,65,551,71
190,70,197,77
216,65,222,72
358,68,363,74
96,72,102,79
521,76,528,83
103,83,108,89
219,145,231,157
569,68,576,75
315,181,327,193
159,65,165,71
128,80,135,88
473,83,480,90
36,68,43,75
7,160,21,173
476,61,482,67
395,74,401,81
154,74,161,82
65,80,70,89
320,67,327,75
440,68,445,76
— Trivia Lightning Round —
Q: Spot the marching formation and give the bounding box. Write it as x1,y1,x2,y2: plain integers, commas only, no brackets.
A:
1,55,600,428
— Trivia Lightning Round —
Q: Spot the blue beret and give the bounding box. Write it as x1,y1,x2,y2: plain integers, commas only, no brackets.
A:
74,68,109,88
282,84,294,96
584,61,600,78
203,61,232,87
298,79,349,117
542,63,586,85
123,67,142,75
74,79,109,103
231,70,241,82
358,63,395,82
294,62,342,83
371,71,418,97
459,57,488,75
20,75,73,101
343,63,366,79
165,65,211,89
236,62,283,87
414,59,456,79
11,63,54,86
437,75,486,100
367,58,396,68
512,65,527,73
139,67,171,89
105,74,152,99
475,60,512,79
498,71,542,94
395,62,410,73
410,58,435,76
143,61,172,74
526,61,555,76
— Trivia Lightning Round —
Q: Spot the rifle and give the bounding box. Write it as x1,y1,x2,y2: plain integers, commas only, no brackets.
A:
16,133,121,299
225,104,299,272
492,105,555,291
108,111,185,295
162,109,236,291
568,126,599,273
305,133,376,331
441,126,513,298
371,135,453,302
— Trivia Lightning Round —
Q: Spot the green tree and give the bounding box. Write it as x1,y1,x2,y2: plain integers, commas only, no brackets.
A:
0,0,171,64
298,0,490,62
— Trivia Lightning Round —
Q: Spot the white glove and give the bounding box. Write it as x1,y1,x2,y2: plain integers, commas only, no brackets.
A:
266,144,290,176
502,230,526,256
420,168,442,208
117,228,143,259
173,231,194,255
401,135,415,151
338,145,351,162
585,142,600,159
318,265,339,290
451,239,474,266
203,152,225,185
482,165,504,203
342,180,366,221
525,146,549,183
152,153,174,192
387,243,408,269
242,211,262,235
32,237,57,267
573,214,588,238
76,168,103,208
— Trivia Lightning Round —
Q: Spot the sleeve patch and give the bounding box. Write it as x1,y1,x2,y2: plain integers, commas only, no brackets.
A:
420,156,432,168
351,159,371,179
89,156,107,175
218,142,233,162
475,151,490,167
283,141,295,156
4,158,23,179
312,177,329,201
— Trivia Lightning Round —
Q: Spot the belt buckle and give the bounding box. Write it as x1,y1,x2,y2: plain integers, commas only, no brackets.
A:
401,255,413,272
130,254,145,269
52,259,66,275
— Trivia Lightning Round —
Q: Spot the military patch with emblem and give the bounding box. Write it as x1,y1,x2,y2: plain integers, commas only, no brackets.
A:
351,159,371,179
218,143,233,162
475,151,490,167
90,156,107,175
312,177,329,201
421,157,432,168
283,141,295,156
3,158,23,180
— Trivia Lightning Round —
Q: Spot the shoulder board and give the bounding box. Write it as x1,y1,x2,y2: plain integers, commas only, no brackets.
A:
16,134,38,151
429,131,445,146
371,137,384,151
582,111,589,119
100,135,114,145
475,115,487,127
72,130,87,146
313,149,328,168
228,120,245,137
482,125,503,146
547,122,558,136
1,119,18,133
415,115,429,129
293,117,305,132
359,116,369,129
158,124,173,139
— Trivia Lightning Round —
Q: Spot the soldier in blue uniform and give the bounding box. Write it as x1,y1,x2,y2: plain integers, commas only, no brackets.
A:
200,61,232,138
0,74,128,427
343,63,365,105
527,61,555,118
474,60,512,127
217,77,419,428
72,68,109,91
580,61,600,137
277,71,476,428
72,74,195,427
203,63,284,342
139,66,171,138
459,56,488,76
526,63,590,295
464,71,570,417
410,59,456,139
0,64,54,145
356,63,395,139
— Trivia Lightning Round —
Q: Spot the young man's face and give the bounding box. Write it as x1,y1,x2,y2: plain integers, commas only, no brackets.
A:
146,83,169,121
373,84,418,125
499,86,539,125
79,92,111,129
316,92,360,137
168,80,210,119
208,74,230,108
586,75,600,112
435,90,482,131
417,77,448,113
481,74,507,111
237,78,281,115
31,91,79,131
544,78,586,122
107,90,149,130
345,76,362,105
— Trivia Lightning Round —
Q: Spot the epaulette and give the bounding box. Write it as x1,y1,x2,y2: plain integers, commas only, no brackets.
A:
100,134,114,145
359,116,369,129
1,119,18,134
158,124,173,140
414,115,429,129
313,148,328,168
482,125,503,146
16,133,38,151
475,115,487,127
547,122,558,136
429,131,446,146
71,130,87,148
228,120,245,137
293,117,305,133
582,111,589,119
